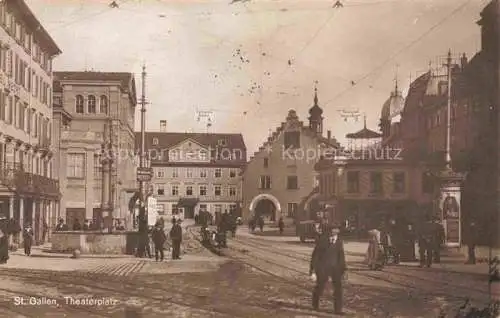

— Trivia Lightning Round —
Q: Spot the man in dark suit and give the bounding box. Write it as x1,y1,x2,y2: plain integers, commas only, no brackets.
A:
309,224,347,315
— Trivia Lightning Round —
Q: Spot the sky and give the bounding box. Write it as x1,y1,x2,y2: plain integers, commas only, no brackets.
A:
26,0,490,156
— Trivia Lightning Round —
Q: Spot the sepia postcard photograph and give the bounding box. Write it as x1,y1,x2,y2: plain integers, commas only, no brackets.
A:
0,0,498,317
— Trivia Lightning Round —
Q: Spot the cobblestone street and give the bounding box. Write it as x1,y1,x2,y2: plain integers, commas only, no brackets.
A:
0,230,497,317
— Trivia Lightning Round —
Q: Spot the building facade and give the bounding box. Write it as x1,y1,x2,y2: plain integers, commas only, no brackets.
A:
139,128,246,222
379,0,500,246
242,89,339,222
0,0,61,244
52,72,137,229
315,156,432,234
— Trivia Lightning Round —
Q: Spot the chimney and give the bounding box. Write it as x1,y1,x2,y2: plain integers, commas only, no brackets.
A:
327,130,331,141
160,120,166,132
460,53,468,69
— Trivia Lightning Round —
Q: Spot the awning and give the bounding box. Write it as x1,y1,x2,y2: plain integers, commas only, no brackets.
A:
177,198,199,207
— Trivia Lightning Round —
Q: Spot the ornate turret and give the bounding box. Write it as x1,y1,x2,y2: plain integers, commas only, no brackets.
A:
308,84,323,136
380,78,405,137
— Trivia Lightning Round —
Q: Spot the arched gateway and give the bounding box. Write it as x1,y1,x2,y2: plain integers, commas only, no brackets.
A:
249,194,282,221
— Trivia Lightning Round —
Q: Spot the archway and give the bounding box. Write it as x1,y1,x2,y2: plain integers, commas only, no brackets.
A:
249,194,282,222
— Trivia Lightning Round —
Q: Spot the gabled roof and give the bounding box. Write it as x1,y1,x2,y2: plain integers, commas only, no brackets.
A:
137,132,246,163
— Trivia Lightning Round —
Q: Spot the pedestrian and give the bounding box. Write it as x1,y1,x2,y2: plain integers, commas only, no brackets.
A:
431,218,445,263
23,223,33,256
465,221,477,264
73,219,82,231
258,216,264,232
83,220,90,231
309,224,346,315
42,220,48,243
169,218,182,260
366,229,384,270
8,218,21,247
145,227,152,258
249,218,256,233
278,217,285,235
0,220,9,264
55,218,68,231
151,221,167,262
418,219,433,268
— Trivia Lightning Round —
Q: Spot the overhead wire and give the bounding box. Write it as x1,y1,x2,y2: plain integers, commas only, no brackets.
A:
321,0,476,108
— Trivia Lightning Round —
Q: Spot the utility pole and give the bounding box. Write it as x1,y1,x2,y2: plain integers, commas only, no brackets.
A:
136,64,150,236
445,50,452,168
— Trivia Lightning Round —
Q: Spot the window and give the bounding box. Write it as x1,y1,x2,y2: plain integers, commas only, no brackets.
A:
156,184,165,195
370,172,383,194
200,169,207,178
229,186,236,197
157,204,165,215
215,168,221,178
186,185,193,196
99,95,108,114
259,175,271,189
263,157,269,168
199,185,207,196
172,168,178,178
393,172,405,193
75,95,84,113
87,95,96,113
287,176,298,189
438,81,448,96
157,169,165,178
287,203,298,218
186,168,193,178
229,169,236,178
152,138,158,145
172,204,179,215
214,185,221,196
171,185,179,196
284,131,300,149
93,155,102,180
347,171,360,193
422,172,433,194
199,150,208,160
67,153,85,178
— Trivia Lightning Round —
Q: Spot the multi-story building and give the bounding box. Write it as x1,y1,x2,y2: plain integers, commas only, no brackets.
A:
0,0,61,244
379,0,499,246
139,123,246,222
52,72,137,229
242,89,339,222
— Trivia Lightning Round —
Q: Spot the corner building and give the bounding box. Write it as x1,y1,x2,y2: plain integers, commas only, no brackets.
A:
0,0,61,244
52,72,137,229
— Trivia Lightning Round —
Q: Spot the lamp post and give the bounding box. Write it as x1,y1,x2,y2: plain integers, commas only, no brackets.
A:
438,50,466,248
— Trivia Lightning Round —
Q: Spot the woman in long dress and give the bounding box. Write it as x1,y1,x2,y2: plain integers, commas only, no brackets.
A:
366,229,384,270
0,228,9,264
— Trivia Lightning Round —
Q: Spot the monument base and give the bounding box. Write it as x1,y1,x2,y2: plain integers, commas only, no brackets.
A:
51,231,139,255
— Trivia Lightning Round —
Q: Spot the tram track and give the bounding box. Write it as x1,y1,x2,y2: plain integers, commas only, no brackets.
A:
229,235,490,305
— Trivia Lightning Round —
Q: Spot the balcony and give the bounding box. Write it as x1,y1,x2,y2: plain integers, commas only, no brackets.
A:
0,163,59,198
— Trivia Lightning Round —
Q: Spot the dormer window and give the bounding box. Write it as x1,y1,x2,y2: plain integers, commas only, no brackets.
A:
218,139,227,147
152,138,158,145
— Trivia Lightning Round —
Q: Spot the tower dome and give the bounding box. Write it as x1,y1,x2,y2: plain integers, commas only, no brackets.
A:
381,81,405,120
308,86,323,135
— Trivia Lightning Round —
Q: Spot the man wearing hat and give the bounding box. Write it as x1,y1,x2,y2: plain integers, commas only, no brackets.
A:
309,224,347,315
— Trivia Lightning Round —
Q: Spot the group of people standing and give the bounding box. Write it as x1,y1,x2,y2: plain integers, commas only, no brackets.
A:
136,217,183,262
0,218,35,264
248,215,265,233
365,216,445,270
